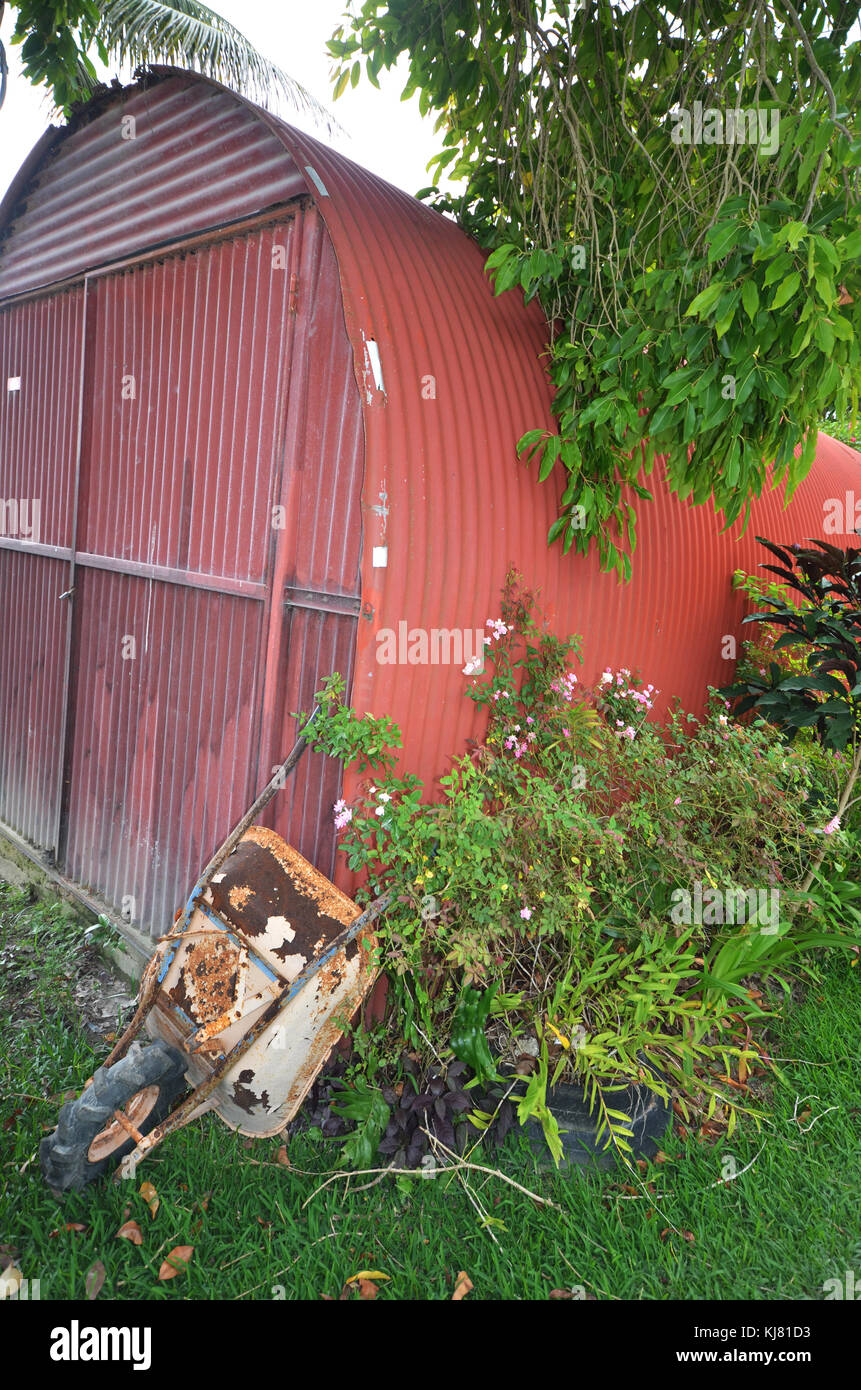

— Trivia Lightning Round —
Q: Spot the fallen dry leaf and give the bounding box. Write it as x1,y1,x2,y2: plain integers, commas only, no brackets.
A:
115,1220,143,1246
275,1145,291,1168
85,1260,106,1300
346,1269,389,1285
157,1245,193,1281
659,1228,694,1245
452,1271,473,1301
49,1223,88,1237
738,1056,749,1085
654,1150,668,1164
549,1288,575,1299
356,1278,378,1300
139,1180,159,1219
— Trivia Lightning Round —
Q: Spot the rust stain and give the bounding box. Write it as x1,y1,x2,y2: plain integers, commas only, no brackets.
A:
228,883,254,912
316,952,345,996
208,830,359,971
231,1067,271,1114
244,826,359,926
182,937,241,1025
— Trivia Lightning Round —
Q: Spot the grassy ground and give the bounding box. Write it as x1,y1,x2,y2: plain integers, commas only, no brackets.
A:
1,883,859,1301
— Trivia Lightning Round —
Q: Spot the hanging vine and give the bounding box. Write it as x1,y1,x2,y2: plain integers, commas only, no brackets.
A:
331,1,861,578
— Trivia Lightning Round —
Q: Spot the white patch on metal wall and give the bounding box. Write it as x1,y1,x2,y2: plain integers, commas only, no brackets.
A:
304,165,329,197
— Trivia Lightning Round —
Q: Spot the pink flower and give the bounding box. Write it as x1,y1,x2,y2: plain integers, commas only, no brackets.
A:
334,808,352,830
674,797,681,805
823,815,841,835
520,907,532,920
562,727,570,737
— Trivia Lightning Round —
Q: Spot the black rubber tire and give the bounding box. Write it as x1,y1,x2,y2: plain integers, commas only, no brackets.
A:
525,1074,672,1170
40,1040,188,1192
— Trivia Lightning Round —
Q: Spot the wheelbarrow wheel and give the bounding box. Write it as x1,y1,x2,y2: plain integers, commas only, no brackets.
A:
40,1039,188,1192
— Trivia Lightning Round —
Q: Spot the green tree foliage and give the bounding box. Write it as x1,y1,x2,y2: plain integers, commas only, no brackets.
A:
724,535,861,749
0,0,329,119
331,2,861,578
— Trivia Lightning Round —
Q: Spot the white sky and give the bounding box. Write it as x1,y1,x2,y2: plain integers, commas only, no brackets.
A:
0,0,455,203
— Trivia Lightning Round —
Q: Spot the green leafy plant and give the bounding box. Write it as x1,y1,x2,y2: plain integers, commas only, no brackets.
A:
297,673,403,774
330,3,861,578
310,573,861,1164
329,1075,390,1170
723,536,861,750
4,0,329,118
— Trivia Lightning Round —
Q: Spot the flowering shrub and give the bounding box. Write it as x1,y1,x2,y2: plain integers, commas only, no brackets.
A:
298,571,861,1167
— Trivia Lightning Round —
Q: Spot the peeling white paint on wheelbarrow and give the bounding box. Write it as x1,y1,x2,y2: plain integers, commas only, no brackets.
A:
143,826,377,1137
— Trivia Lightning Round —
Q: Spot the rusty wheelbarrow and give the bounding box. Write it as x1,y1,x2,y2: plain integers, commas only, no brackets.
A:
40,714,389,1191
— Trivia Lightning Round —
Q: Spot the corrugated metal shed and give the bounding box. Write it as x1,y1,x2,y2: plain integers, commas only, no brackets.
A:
0,68,859,944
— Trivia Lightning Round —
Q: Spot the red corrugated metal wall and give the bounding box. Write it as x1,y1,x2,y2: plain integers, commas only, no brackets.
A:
251,105,861,846
0,288,83,850
0,148,365,934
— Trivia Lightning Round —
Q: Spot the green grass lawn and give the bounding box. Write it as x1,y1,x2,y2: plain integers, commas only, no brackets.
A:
1,884,859,1301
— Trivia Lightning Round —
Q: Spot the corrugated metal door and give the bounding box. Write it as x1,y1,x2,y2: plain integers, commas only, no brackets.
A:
0,288,84,852
60,219,300,935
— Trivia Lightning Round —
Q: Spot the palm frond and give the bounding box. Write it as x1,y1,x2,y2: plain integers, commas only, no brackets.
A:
88,0,337,130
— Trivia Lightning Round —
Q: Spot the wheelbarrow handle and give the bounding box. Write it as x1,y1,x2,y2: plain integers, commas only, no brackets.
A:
177,706,321,932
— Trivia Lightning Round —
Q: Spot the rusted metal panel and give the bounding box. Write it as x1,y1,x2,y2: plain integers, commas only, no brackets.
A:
54,208,364,938
78,225,296,584
261,604,359,886
62,565,265,936
0,288,83,852
0,288,83,550
0,552,69,850
146,827,376,1136
0,78,306,299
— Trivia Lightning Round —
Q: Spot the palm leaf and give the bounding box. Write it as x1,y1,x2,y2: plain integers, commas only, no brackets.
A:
88,0,336,129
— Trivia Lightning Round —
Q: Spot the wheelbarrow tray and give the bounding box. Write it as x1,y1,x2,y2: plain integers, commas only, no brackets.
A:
143,825,377,1137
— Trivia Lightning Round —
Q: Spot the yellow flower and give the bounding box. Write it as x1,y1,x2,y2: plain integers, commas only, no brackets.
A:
539,890,546,899
547,1021,570,1050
